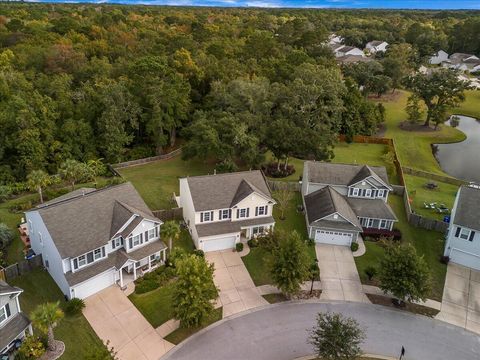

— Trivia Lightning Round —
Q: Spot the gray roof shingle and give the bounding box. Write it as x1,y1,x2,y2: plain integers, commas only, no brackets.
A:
454,186,480,230
304,186,362,228
185,170,273,212
0,281,22,296
0,313,31,350
347,198,398,220
305,162,390,188
32,182,160,259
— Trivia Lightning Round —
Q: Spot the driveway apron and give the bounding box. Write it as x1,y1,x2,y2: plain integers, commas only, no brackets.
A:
83,286,174,360
436,263,480,334
205,250,268,318
316,244,370,303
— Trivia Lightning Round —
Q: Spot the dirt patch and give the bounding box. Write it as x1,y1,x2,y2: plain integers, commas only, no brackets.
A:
399,121,439,132
368,91,402,103
366,294,440,317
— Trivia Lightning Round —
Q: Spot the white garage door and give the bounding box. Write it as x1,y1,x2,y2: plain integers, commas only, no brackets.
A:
202,235,236,252
450,249,480,271
71,270,116,299
315,230,353,246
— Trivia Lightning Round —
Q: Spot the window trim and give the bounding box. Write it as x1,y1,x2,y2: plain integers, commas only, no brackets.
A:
0,304,8,325
132,233,142,247
238,208,248,219
459,228,471,241
201,211,214,223
77,254,87,268
219,209,231,220
94,248,102,260
352,188,359,196
148,227,156,240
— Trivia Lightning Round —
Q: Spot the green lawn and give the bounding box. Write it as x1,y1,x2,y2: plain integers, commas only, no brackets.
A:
456,90,480,119
119,156,217,210
242,191,317,286
164,308,222,345
380,90,466,174
354,194,447,301
10,269,105,360
404,174,458,221
129,282,175,328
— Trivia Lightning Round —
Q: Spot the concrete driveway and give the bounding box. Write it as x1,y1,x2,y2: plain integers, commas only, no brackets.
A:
436,263,480,334
205,250,267,317
83,286,174,360
316,244,369,303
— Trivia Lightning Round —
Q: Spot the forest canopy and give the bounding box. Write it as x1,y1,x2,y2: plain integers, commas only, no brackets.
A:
0,4,479,182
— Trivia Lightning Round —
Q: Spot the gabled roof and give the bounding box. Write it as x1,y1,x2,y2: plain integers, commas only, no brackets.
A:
31,182,161,259
348,165,392,189
453,185,480,231
450,53,479,61
367,40,387,47
304,186,362,229
0,281,22,296
185,170,273,212
305,162,390,188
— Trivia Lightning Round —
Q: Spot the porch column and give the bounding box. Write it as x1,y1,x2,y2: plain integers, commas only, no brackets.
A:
133,263,137,280
119,268,124,288
148,256,151,271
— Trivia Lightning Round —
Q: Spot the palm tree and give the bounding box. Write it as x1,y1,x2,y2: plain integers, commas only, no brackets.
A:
31,302,64,351
86,158,106,187
59,159,88,191
26,170,53,204
161,221,180,252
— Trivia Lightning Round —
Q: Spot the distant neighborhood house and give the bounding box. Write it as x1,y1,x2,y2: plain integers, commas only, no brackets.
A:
331,45,365,58
177,171,276,252
25,183,167,299
0,281,32,355
365,40,389,54
444,185,480,271
301,162,397,246
429,50,449,65
442,53,480,73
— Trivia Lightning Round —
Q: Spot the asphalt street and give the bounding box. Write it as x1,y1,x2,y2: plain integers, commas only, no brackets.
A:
162,301,480,360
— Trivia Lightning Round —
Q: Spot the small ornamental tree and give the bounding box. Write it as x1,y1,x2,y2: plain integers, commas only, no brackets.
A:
270,231,310,298
26,170,53,204
161,221,181,253
59,159,89,191
274,189,293,220
378,242,431,304
0,223,14,249
172,254,218,327
406,94,424,124
308,312,365,360
31,302,64,351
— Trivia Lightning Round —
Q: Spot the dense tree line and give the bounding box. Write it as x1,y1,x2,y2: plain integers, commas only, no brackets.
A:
0,4,478,181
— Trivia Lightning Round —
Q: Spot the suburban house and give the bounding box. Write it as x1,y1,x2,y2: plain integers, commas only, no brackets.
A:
337,55,373,64
443,185,480,270
328,33,344,45
442,53,480,73
0,281,32,356
25,182,167,299
301,162,397,246
177,170,276,252
429,50,449,65
365,40,389,54
331,45,365,58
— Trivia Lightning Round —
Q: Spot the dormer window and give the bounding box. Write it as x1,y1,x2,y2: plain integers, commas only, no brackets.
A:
352,188,359,196
0,304,10,325
112,237,123,250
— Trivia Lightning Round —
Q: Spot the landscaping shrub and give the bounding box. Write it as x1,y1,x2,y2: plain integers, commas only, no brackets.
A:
262,162,295,178
193,249,205,258
63,298,85,316
0,223,14,249
135,277,160,294
167,248,188,267
365,266,377,281
350,242,359,252
440,255,450,265
257,233,278,252
16,335,45,360
9,199,33,213
247,238,259,248
107,177,126,186
215,159,237,173
0,185,12,203
361,228,401,241
235,242,244,252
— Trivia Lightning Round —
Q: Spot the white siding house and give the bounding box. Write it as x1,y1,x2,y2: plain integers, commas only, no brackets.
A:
429,50,449,65
444,185,480,270
25,183,167,299
365,41,389,54
179,170,276,252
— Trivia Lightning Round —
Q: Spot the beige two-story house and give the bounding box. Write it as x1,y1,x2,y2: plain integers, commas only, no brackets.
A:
177,170,276,252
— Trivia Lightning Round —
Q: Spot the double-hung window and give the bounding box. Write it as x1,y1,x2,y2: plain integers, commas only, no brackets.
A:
94,248,103,261
378,190,384,198
148,228,156,240
132,234,141,247
365,189,372,198
380,219,387,229
256,206,267,216
0,304,9,325
238,208,249,219
456,227,475,241
219,209,231,220
352,188,359,197
78,255,87,268
201,211,214,222
112,237,122,249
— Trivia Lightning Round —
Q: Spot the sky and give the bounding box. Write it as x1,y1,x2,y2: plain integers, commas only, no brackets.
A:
25,0,480,9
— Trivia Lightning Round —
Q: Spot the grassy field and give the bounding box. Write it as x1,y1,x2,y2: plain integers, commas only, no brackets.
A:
404,174,458,221
164,308,222,345
456,90,480,119
354,194,447,301
380,90,466,174
10,269,105,360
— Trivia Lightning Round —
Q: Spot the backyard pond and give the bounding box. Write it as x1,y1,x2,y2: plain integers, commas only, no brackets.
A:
434,115,480,183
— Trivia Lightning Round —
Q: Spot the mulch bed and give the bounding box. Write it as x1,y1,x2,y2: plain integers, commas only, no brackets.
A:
39,340,65,360
366,293,440,317
399,121,439,132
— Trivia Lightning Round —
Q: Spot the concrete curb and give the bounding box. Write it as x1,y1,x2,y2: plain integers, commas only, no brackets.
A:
294,355,396,360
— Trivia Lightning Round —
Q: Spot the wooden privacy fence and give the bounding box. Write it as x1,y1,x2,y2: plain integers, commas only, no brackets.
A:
402,167,468,186
112,148,183,169
153,208,184,222
2,254,43,282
